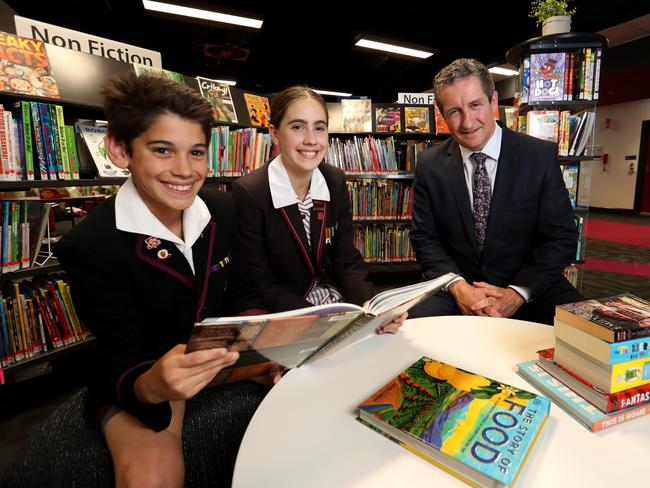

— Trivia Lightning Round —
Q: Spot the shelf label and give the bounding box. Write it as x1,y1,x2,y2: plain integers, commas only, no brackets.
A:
15,15,162,67
397,93,435,105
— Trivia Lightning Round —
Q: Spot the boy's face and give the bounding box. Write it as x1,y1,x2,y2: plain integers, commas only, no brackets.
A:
109,113,208,226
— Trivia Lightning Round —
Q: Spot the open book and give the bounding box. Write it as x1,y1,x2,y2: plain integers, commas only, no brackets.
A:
186,272,456,385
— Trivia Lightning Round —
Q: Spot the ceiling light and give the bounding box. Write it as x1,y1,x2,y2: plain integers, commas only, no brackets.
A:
355,38,433,59
142,1,263,29
488,66,519,77
313,89,353,97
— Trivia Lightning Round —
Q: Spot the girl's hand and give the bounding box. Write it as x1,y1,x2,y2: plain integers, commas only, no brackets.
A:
376,312,408,334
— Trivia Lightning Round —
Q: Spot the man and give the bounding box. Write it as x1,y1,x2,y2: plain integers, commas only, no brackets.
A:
409,58,583,325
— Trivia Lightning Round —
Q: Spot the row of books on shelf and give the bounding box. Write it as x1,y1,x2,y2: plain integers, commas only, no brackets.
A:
522,110,595,157
207,126,274,177
346,180,413,221
520,48,602,104
326,136,400,174
327,101,452,135
0,200,50,273
353,223,415,263
517,293,650,432
0,278,89,368
0,101,82,181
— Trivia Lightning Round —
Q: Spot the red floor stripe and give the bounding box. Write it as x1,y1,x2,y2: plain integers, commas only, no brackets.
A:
586,219,650,247
584,258,650,277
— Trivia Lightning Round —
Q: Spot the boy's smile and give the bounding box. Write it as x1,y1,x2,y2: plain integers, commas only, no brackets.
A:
108,113,209,232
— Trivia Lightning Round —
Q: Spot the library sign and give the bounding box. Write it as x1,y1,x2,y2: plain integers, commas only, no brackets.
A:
397,93,435,105
14,15,162,68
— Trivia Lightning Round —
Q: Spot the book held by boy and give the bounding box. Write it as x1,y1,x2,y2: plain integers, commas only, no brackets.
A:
186,273,456,385
358,357,549,487
517,359,650,432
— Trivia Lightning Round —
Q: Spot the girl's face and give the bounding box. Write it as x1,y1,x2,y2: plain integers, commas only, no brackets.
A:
270,97,328,177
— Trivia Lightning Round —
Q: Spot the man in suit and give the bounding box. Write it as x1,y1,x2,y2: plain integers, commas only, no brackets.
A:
409,58,583,325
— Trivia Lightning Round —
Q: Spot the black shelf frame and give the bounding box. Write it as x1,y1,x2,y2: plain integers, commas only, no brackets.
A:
506,32,609,65
0,261,64,281
344,172,415,180
2,336,96,375
352,217,412,224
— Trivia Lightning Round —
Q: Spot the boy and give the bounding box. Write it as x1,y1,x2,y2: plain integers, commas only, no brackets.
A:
56,73,264,487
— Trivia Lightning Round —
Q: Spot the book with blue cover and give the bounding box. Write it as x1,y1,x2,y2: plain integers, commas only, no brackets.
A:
517,359,650,432
358,357,550,487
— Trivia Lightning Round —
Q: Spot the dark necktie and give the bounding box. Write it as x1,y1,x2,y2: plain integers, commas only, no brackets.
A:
471,152,491,252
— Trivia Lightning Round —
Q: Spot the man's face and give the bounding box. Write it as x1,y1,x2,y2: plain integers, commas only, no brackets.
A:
438,76,498,152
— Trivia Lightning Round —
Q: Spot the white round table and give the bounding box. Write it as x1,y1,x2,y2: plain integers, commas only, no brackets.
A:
232,316,650,487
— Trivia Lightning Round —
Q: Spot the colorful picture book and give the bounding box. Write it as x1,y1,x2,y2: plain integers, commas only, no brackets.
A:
132,63,185,84
76,124,130,178
341,99,372,133
517,359,650,432
537,348,650,414
555,294,650,342
243,93,270,127
560,165,578,208
0,31,60,98
404,106,430,133
528,52,566,103
186,273,456,385
359,357,549,487
554,338,650,394
374,105,401,133
196,76,238,123
526,110,559,143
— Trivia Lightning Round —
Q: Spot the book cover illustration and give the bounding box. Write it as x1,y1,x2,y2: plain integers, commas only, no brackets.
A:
77,125,130,177
358,357,549,487
132,63,185,84
341,99,372,133
243,93,270,127
404,107,430,133
537,348,650,413
374,105,401,133
560,164,578,208
517,360,650,432
526,110,559,143
557,293,650,342
0,31,60,98
196,76,238,123
433,105,449,135
528,53,566,103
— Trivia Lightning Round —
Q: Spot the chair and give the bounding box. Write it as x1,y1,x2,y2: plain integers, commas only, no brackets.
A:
1,381,268,487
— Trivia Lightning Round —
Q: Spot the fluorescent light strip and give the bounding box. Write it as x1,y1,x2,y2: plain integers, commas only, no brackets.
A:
142,1,263,29
313,89,353,97
355,39,433,59
488,66,519,77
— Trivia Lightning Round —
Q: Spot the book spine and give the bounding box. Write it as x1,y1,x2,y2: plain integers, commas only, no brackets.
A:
54,106,71,180
38,103,57,180
20,102,34,180
0,105,7,180
47,104,65,180
65,125,80,179
593,48,602,100
30,103,48,180
592,403,650,432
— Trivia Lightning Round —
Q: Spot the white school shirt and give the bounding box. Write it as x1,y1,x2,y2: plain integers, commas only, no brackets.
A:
268,156,343,305
114,177,210,275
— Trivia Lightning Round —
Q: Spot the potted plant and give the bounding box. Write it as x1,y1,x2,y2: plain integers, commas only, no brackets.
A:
529,0,576,36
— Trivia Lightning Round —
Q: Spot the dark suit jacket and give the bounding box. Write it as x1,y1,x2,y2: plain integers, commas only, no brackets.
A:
410,126,577,298
232,162,373,312
56,187,263,431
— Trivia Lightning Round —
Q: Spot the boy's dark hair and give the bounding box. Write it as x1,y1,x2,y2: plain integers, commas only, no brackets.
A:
270,86,328,128
101,73,214,154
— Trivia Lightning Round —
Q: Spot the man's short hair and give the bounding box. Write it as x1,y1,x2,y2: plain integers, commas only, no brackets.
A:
433,58,495,115
101,73,214,154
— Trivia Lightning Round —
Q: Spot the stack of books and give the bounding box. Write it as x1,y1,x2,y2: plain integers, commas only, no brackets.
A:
518,293,650,432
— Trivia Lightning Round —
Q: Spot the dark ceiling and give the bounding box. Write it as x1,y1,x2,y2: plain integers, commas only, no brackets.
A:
5,0,650,101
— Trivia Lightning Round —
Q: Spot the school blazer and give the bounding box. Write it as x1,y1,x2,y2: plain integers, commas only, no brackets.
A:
56,187,263,431
410,126,577,298
232,162,373,312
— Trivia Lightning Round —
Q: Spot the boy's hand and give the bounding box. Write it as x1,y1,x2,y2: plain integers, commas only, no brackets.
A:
376,312,408,334
135,344,239,404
